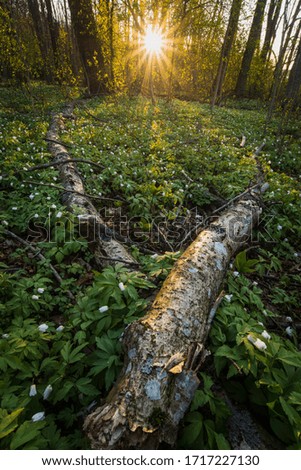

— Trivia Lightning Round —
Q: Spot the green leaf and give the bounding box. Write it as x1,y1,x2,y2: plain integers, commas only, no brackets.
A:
68,343,88,364
53,381,74,403
277,350,301,368
214,431,231,450
215,345,242,361
10,421,46,450
288,391,301,406
61,341,72,363
279,397,301,426
0,408,24,439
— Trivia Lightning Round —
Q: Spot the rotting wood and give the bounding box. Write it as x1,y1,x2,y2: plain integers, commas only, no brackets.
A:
46,106,136,267
84,189,267,449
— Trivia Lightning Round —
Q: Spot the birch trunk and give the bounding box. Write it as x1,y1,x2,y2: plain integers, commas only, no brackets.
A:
84,192,264,449
46,107,136,266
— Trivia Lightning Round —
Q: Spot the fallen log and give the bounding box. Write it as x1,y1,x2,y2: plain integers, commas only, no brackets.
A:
46,107,136,267
84,189,266,449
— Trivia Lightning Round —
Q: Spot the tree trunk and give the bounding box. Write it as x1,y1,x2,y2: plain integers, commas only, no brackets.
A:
211,0,243,107
260,0,282,64
44,0,58,57
27,0,52,81
285,35,301,107
266,0,301,121
84,190,266,449
68,0,108,95
46,107,136,266
235,0,267,97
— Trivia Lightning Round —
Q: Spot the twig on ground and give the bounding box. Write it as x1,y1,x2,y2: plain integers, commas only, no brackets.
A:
22,180,124,203
3,229,75,301
94,256,140,267
25,159,105,172
240,135,246,147
43,138,73,149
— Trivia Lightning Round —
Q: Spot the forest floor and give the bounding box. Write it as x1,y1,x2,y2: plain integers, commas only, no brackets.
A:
0,83,301,449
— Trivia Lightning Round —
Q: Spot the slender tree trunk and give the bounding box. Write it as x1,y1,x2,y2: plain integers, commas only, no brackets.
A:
44,0,58,57
260,0,282,64
68,0,108,95
235,0,268,97
211,0,243,107
285,35,301,107
266,0,301,121
27,0,52,81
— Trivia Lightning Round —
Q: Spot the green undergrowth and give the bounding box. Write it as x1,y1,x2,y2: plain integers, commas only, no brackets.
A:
0,84,301,449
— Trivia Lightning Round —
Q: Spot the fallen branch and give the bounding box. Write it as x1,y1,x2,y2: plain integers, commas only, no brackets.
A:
24,158,105,172
3,228,75,301
240,135,246,147
43,137,73,149
46,108,136,267
84,191,265,449
22,180,123,203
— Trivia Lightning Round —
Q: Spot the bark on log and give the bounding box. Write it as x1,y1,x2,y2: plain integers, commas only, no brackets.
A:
84,192,264,449
46,107,136,267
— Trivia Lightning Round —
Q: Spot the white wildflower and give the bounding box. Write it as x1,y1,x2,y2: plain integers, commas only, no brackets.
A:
277,225,282,231
56,325,64,332
2,334,9,339
286,326,294,337
56,211,62,218
224,294,233,302
262,330,271,340
29,194,35,200
51,204,57,209
233,271,240,277
31,412,45,422
12,207,18,211
43,384,53,400
34,214,39,218
38,323,48,333
2,220,8,226
37,288,44,294
286,316,293,323
99,306,109,313
247,335,267,351
29,384,37,397
118,282,125,291
32,295,39,300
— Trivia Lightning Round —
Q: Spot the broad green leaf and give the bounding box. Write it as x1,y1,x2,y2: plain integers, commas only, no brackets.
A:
10,421,46,450
279,397,301,426
0,408,24,439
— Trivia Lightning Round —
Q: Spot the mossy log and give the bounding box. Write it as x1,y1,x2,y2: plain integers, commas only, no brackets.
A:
84,192,265,449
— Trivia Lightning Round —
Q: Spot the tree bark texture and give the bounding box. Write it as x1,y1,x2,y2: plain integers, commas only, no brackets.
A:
27,0,52,81
68,0,108,95
46,107,136,266
260,0,282,63
84,193,264,449
211,0,243,105
285,36,301,106
235,0,267,97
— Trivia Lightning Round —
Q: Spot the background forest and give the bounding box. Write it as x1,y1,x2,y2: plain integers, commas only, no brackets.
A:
0,0,301,452
1,0,301,109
